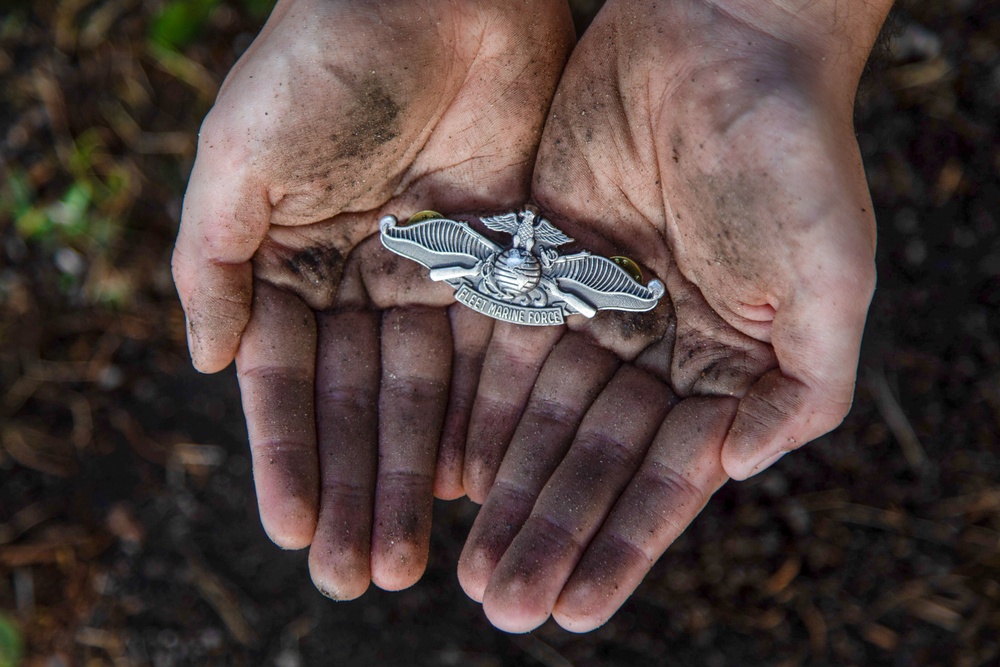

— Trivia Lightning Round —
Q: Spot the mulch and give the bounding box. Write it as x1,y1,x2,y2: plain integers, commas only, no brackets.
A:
0,1,997,665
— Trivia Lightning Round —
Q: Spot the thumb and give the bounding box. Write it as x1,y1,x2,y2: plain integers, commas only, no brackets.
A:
171,139,270,373
721,256,876,479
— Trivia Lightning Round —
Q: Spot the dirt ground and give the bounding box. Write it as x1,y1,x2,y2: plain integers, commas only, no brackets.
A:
1,1,998,665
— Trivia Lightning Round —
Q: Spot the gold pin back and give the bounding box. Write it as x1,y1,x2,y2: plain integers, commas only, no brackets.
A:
406,210,443,225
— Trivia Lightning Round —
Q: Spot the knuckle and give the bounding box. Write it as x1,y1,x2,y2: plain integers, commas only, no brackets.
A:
527,395,581,430
638,461,704,520
527,512,584,552
381,375,448,403
573,430,636,470
491,477,539,510
378,469,435,495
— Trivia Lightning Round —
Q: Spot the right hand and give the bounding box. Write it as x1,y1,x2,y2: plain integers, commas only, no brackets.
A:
455,0,888,631
170,0,574,598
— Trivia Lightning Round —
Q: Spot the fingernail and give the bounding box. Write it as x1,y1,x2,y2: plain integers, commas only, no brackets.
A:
745,449,788,478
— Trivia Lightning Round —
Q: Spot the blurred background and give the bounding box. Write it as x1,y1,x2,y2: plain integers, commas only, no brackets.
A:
0,1,998,665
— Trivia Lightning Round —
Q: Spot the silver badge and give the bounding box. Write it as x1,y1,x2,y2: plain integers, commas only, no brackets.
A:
379,208,664,326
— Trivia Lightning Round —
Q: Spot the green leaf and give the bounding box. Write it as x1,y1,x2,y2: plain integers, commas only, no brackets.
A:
2,170,34,217
14,206,50,240
149,0,221,50
0,614,23,667
50,181,94,238
68,128,106,181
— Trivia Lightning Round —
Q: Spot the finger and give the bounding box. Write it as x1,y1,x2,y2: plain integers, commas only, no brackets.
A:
482,366,675,633
235,281,318,549
457,333,618,601
721,259,875,479
464,323,564,503
308,309,379,600
172,133,270,373
552,396,736,632
371,307,452,591
435,304,494,500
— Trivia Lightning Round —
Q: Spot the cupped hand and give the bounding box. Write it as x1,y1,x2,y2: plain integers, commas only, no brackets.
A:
456,0,891,632
171,0,574,597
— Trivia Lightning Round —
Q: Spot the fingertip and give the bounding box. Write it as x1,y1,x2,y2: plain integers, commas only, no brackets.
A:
313,577,370,602
189,348,234,375
456,544,492,602
308,550,371,601
175,252,254,375
482,581,551,634
185,313,237,374
551,567,623,633
260,503,317,551
460,486,539,603
253,456,319,550
185,321,246,375
433,476,466,501
551,607,607,634
482,539,562,633
722,445,790,481
370,546,428,591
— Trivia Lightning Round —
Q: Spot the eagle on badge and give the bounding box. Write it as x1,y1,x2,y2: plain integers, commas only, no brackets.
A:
481,208,573,256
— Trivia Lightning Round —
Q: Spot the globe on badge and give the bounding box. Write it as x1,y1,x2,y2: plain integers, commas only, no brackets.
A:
490,250,542,297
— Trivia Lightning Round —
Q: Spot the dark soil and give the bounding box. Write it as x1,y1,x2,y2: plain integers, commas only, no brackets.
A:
1,1,998,666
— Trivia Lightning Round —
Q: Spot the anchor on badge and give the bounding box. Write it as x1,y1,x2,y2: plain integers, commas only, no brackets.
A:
379,207,665,326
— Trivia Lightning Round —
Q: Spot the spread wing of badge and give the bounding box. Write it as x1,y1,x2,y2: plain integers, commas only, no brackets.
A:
379,208,665,326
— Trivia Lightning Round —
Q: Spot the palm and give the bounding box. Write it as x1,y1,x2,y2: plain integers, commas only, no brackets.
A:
456,0,877,632
172,0,574,597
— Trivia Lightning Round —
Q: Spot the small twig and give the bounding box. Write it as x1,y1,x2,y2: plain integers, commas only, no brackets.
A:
764,557,801,596
513,633,574,667
69,392,93,450
860,623,900,651
183,549,257,648
934,487,1000,518
2,424,80,477
865,367,928,472
0,499,64,545
904,597,963,632
13,567,35,616
796,599,828,658
76,627,124,659
0,528,108,567
820,502,1000,555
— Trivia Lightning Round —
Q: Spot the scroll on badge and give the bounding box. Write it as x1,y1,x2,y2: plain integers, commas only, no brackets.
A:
379,208,665,326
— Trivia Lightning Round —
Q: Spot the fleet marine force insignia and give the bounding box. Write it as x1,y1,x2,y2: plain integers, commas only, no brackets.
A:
379,208,664,326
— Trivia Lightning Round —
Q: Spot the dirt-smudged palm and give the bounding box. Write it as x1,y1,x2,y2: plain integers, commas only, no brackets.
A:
171,0,574,598
456,0,891,632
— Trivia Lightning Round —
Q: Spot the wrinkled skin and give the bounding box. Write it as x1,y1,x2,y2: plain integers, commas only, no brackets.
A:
173,0,891,631
172,0,575,598
454,0,888,632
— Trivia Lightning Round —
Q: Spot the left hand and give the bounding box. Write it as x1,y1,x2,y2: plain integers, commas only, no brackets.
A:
171,0,574,597
454,0,890,632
